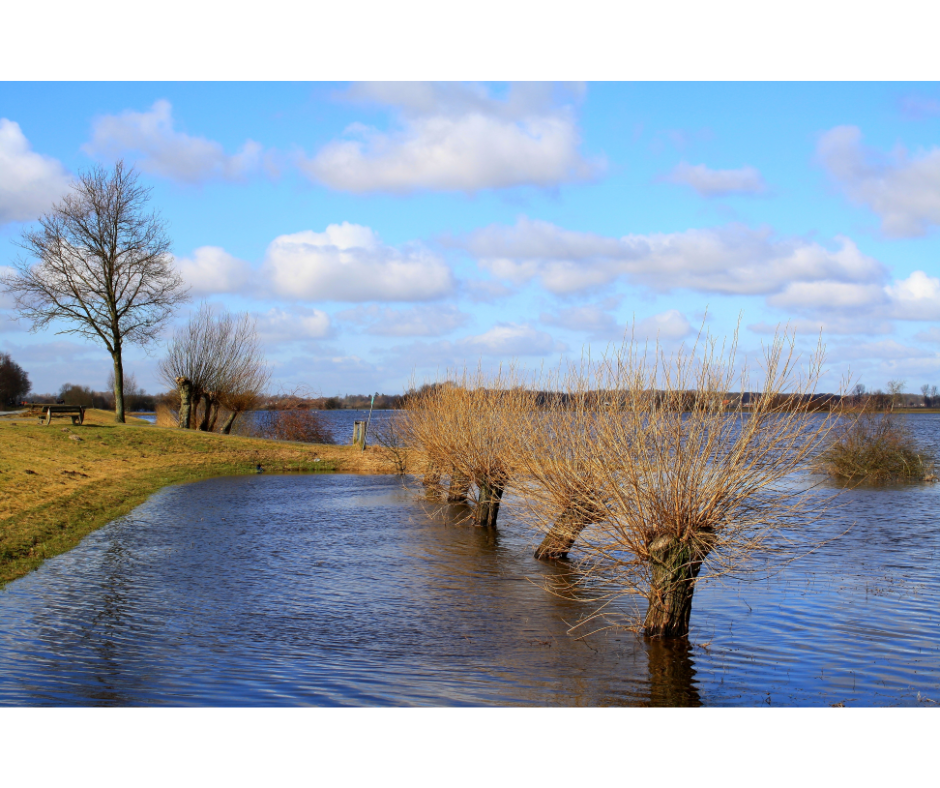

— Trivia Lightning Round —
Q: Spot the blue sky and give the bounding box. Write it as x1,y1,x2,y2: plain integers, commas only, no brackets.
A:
4,80,940,397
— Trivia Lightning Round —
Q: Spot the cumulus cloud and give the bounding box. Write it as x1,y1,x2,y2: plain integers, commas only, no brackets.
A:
336,304,469,337
884,270,940,320
261,222,455,302
665,162,767,197
817,125,940,237
173,246,253,296
0,119,71,225
385,323,566,370
460,323,564,356
83,100,274,184
252,307,332,343
461,218,886,296
634,309,694,341
299,81,602,193
541,302,620,336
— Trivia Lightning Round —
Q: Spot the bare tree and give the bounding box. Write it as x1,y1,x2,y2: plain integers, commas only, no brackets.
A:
886,379,906,410
0,161,187,422
160,303,270,433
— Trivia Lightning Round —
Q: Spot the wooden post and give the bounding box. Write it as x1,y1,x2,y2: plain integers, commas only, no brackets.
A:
352,420,367,450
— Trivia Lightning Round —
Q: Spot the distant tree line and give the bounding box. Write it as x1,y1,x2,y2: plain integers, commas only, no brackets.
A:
0,352,31,408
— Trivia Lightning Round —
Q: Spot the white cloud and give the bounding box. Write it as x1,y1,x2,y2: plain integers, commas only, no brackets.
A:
299,82,602,193
462,218,886,296
261,223,455,302
634,309,694,341
173,246,253,296
83,100,273,184
541,302,620,335
0,266,18,309
768,281,889,310
914,326,940,344
385,323,566,370
336,304,469,337
0,119,71,226
749,317,893,337
665,162,767,197
817,125,940,237
253,307,332,343
460,323,564,356
884,270,940,320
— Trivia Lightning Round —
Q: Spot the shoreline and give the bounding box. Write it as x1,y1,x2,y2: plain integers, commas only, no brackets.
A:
0,409,414,588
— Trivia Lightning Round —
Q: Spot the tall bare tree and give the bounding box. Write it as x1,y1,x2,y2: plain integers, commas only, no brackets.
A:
0,161,188,422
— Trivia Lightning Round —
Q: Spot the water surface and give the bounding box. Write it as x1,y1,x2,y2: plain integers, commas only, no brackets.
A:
2,417,939,707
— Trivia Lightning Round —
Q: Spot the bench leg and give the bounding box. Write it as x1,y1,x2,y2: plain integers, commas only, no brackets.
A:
45,411,52,425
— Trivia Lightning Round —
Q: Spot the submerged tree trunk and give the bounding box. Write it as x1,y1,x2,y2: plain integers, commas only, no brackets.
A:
447,471,471,503
474,477,505,528
220,410,239,435
643,534,712,638
534,501,595,560
176,376,193,429
423,464,443,499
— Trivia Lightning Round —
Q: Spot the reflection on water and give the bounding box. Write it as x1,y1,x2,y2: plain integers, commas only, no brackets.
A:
2,414,940,706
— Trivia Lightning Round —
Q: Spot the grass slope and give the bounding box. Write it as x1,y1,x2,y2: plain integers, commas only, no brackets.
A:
0,409,409,587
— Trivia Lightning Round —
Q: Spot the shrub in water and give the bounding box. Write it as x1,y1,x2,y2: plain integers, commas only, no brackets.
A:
815,410,935,484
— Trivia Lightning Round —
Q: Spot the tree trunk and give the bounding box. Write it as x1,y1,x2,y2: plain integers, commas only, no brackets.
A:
423,464,443,499
535,504,590,560
447,471,471,503
176,377,193,429
198,392,215,431
474,477,505,528
111,351,125,423
220,410,238,435
207,400,220,432
643,535,711,638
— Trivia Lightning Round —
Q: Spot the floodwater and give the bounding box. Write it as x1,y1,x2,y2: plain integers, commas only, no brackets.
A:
1,418,939,706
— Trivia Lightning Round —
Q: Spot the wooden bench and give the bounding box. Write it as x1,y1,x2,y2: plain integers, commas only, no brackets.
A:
25,403,86,425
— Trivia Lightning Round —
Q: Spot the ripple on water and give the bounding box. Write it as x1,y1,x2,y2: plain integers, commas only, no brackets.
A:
2,434,940,706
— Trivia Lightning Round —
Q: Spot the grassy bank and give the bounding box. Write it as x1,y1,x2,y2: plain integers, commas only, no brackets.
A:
0,409,412,588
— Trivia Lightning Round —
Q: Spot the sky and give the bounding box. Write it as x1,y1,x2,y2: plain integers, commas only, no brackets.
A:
4,79,940,397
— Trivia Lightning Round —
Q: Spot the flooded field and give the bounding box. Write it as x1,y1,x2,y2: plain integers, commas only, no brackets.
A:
2,415,939,706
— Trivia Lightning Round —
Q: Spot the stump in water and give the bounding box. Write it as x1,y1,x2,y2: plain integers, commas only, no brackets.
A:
534,499,600,560
474,477,505,528
423,464,443,500
447,471,471,504
643,534,713,638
